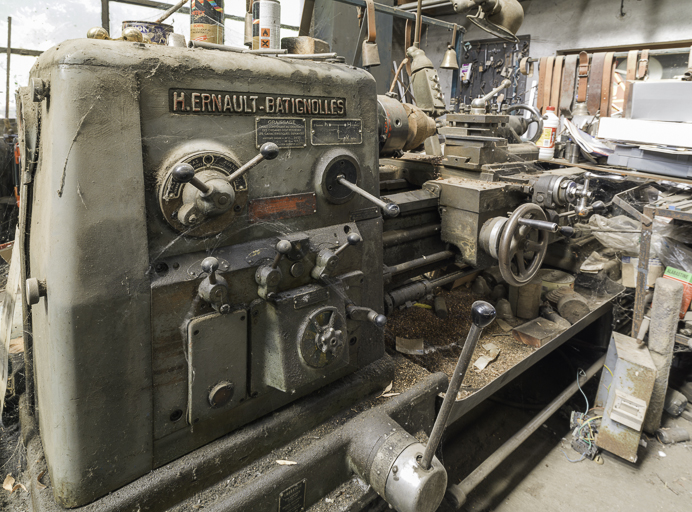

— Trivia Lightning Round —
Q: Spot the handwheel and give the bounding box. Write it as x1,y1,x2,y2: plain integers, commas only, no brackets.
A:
506,104,544,144
498,203,549,287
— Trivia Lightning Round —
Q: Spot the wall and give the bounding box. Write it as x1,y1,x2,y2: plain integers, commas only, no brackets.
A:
422,0,692,108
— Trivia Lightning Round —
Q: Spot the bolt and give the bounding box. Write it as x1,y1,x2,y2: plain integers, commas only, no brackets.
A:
219,304,231,314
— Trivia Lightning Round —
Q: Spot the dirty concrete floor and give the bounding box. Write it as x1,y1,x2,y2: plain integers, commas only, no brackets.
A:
438,360,692,512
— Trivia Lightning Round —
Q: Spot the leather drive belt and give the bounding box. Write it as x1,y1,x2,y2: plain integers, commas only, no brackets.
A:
587,52,606,115
638,49,650,79
626,50,638,81
519,57,534,76
537,56,548,113
577,51,589,104
560,54,578,115
549,56,564,112
600,52,615,117
542,56,555,114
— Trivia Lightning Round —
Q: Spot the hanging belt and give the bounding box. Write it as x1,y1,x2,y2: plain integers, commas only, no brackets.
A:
637,49,650,79
626,50,638,81
587,52,606,115
576,51,589,104
542,56,555,114
559,54,578,115
537,56,548,113
549,56,564,111
599,52,615,118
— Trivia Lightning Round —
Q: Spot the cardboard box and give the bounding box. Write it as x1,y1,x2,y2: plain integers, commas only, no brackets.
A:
621,256,663,288
662,267,692,318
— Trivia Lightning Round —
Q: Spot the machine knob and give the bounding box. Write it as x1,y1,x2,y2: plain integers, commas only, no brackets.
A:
201,257,219,283
260,142,280,160
471,301,496,328
172,163,212,195
346,304,387,328
334,233,362,256
26,277,47,306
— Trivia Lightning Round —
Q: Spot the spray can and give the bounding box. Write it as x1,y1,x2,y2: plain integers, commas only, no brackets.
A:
537,106,559,161
252,0,281,50
191,0,225,44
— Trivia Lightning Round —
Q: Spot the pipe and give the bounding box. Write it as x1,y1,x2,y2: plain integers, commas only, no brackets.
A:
385,250,454,276
382,224,441,248
414,0,423,47
445,354,607,509
384,268,478,314
189,40,287,54
400,0,449,11
277,52,338,59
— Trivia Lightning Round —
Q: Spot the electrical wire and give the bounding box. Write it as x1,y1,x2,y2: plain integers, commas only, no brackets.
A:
576,369,589,414
561,450,586,463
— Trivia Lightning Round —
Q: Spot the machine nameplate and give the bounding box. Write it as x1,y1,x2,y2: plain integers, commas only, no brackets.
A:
249,193,317,223
169,89,345,117
311,119,363,146
278,479,306,512
294,288,330,310
256,118,306,148
350,207,380,222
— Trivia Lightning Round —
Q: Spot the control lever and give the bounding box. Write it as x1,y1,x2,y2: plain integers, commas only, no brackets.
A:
198,257,230,313
517,218,575,238
470,79,511,114
256,239,292,299
171,142,279,226
226,142,280,184
419,301,496,470
346,304,387,328
335,175,400,218
311,233,362,280
575,172,625,217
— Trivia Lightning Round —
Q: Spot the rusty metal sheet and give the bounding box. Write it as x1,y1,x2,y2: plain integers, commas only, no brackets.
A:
248,193,317,223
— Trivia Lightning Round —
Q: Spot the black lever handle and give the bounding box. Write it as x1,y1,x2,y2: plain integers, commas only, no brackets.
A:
226,142,280,184
172,163,212,195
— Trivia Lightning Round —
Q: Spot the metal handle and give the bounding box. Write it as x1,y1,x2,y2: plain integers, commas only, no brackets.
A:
480,79,511,104
201,257,219,284
272,240,292,269
226,142,280,184
336,175,400,218
334,233,362,256
420,301,496,470
346,304,387,328
172,163,212,195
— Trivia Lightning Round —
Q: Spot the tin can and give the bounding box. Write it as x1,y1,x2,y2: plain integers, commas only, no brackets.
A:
190,0,225,44
122,21,173,45
252,0,281,50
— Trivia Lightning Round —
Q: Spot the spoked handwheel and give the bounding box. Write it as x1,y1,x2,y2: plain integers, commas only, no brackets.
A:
498,203,549,287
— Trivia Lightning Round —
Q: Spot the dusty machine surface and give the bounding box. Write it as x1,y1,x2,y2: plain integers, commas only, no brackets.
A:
11,34,635,512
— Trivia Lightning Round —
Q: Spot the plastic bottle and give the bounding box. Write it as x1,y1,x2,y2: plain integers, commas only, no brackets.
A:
537,106,559,161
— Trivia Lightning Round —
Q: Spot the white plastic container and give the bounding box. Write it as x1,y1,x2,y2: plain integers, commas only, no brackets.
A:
537,106,559,161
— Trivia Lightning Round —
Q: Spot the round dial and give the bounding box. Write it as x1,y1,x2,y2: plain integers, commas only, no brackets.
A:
158,152,247,237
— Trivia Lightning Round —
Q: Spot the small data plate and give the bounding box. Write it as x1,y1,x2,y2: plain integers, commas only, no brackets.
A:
256,117,306,148
248,193,317,223
311,119,362,146
278,479,306,512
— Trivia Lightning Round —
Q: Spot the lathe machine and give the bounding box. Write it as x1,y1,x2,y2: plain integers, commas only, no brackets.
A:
13,34,623,512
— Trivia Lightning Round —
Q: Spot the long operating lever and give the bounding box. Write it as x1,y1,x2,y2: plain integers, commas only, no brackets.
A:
336,175,400,218
226,142,280,184
470,79,511,112
419,301,496,470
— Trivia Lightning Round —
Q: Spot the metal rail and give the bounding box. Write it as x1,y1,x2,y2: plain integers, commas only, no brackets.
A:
333,0,462,32
108,0,300,31
446,354,607,508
